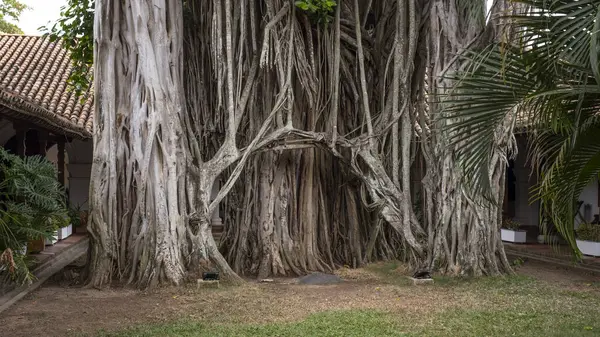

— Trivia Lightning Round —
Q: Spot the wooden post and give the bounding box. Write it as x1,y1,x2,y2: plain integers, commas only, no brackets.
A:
14,124,26,157
57,140,65,186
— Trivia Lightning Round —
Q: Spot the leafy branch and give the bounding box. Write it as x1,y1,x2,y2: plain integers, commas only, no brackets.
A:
295,0,336,24
40,0,95,99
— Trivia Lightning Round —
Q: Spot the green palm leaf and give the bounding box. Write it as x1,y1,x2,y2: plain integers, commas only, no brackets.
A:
441,0,600,258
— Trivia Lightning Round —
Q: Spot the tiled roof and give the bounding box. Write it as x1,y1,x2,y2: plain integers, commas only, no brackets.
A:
0,35,93,139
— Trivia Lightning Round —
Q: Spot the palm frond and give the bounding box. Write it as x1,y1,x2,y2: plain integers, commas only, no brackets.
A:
535,115,600,255
441,0,600,259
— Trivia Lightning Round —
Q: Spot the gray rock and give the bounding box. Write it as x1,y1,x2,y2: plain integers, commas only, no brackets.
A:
297,272,342,285
407,276,434,285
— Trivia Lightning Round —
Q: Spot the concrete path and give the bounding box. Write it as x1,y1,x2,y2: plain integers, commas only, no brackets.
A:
0,236,89,314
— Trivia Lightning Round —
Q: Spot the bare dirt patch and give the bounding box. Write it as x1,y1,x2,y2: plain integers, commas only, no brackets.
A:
1,260,598,337
0,277,455,336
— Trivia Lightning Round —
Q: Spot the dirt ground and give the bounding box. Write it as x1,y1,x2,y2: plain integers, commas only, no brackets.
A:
1,260,599,337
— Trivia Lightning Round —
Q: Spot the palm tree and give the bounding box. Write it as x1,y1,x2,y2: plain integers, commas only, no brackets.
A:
442,0,600,259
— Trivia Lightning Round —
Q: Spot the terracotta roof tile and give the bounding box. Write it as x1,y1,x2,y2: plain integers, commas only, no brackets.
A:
0,34,93,139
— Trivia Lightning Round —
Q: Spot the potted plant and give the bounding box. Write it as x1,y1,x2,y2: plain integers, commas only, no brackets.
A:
575,223,600,257
537,217,559,244
501,218,527,243
45,231,58,245
57,212,73,240
0,148,69,286
46,217,72,243
58,224,72,240
68,204,84,235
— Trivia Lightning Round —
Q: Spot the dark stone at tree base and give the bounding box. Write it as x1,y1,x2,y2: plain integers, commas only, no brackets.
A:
202,271,219,281
297,272,342,285
413,270,432,279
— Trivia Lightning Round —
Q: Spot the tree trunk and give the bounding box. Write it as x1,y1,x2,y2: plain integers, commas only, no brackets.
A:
88,0,187,287
421,0,516,275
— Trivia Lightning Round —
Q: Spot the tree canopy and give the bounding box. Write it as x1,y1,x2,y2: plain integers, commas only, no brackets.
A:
0,0,28,34
42,0,94,97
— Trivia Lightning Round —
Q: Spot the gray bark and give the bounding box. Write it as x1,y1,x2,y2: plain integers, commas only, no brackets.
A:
89,0,187,287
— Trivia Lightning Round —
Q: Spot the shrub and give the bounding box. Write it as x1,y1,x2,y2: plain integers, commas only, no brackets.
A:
576,223,600,242
0,147,69,285
502,218,521,230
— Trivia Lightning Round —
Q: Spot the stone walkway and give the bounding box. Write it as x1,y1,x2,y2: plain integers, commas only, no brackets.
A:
504,242,600,273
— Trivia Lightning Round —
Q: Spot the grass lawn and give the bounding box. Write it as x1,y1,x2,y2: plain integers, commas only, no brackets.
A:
94,263,600,337
98,308,599,337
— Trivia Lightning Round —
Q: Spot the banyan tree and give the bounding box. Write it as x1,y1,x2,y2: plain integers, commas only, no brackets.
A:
81,0,520,288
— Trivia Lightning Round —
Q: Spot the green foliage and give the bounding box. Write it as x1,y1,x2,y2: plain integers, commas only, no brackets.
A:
512,257,525,267
68,203,83,228
502,218,521,231
40,0,95,99
0,147,69,285
576,223,600,242
0,0,29,34
442,0,600,259
295,0,336,24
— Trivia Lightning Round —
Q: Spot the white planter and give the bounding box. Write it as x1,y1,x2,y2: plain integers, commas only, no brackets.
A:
576,239,600,257
57,224,73,240
501,228,527,243
45,231,58,245
17,244,27,255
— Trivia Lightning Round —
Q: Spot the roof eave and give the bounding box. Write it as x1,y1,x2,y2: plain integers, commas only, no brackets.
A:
0,95,92,140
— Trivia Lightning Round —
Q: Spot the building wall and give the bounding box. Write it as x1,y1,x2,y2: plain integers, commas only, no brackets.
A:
512,135,540,228
511,135,599,231
45,144,70,190
0,118,92,211
0,119,14,145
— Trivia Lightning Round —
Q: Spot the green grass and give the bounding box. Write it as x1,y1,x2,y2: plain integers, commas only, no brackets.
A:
99,311,408,337
96,262,600,337
421,308,600,337
99,305,600,337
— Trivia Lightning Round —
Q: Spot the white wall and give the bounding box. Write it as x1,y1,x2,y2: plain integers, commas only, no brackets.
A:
45,144,69,190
